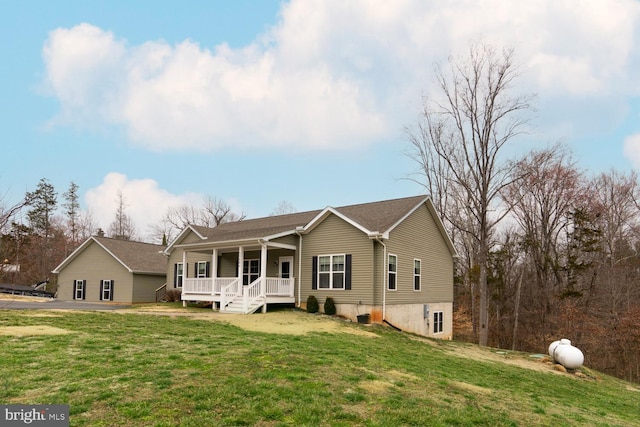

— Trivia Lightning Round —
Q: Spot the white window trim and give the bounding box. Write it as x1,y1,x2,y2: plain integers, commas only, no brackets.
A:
317,254,346,290
388,254,397,291
243,259,260,285
176,262,184,288
433,311,444,334
102,279,112,301
74,279,84,300
196,261,208,278
413,258,421,292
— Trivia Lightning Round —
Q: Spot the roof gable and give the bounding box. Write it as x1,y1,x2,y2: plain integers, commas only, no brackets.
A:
164,195,456,257
304,195,429,236
53,237,166,275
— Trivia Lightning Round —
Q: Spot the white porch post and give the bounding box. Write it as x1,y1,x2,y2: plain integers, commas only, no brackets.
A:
238,246,244,283
211,248,218,309
182,250,187,307
261,243,268,313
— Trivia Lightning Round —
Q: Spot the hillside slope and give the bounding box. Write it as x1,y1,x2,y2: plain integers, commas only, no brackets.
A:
0,307,638,426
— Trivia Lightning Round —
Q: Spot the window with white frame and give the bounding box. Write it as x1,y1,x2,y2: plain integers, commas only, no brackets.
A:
433,311,444,334
243,259,260,285
196,261,208,278
175,263,184,288
318,254,345,289
388,254,397,290
74,279,85,300
414,259,421,291
101,280,113,301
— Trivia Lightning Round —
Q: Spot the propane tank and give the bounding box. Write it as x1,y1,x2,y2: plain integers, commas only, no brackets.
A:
548,338,584,370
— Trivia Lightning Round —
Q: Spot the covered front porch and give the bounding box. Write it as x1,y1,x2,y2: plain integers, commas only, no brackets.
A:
180,240,297,314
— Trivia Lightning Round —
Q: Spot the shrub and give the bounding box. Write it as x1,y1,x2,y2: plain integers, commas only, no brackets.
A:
324,297,336,315
165,289,182,302
307,295,319,313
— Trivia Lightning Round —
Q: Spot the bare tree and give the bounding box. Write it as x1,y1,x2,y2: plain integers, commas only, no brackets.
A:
271,200,297,216
408,41,533,346
0,195,29,234
62,182,80,247
108,191,137,240
202,196,245,226
153,196,246,245
502,144,583,347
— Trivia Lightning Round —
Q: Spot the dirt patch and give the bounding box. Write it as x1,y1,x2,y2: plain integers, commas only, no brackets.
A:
0,294,50,302
0,325,76,336
451,380,493,394
119,307,378,337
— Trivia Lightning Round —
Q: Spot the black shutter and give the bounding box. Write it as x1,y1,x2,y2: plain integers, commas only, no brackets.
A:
110,280,114,301
312,256,318,290
173,263,178,288
194,263,197,278
99,280,103,301
82,280,86,300
206,262,210,278
345,254,352,290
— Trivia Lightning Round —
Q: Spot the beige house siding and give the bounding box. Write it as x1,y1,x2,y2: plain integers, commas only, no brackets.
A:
131,274,166,303
383,204,453,304
167,249,208,288
301,213,375,306
57,241,133,303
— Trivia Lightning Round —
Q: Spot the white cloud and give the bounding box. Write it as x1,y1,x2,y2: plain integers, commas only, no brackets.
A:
623,133,640,168
41,0,640,151
84,173,200,239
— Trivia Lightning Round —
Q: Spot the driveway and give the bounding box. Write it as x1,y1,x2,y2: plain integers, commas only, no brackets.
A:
0,299,130,310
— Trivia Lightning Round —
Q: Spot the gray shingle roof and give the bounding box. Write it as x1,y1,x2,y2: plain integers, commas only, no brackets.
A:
94,237,166,274
189,195,428,243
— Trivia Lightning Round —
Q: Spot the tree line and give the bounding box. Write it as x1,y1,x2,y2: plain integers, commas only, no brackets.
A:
0,181,255,288
407,41,640,383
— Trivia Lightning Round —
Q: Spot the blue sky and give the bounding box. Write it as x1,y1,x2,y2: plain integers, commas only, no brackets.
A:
2,0,640,242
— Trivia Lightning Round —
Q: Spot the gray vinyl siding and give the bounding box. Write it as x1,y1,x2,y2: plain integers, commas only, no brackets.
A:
301,214,375,305
217,248,296,279
57,241,133,303
383,204,453,304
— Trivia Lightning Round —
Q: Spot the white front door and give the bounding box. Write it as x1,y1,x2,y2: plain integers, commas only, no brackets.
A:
279,256,294,279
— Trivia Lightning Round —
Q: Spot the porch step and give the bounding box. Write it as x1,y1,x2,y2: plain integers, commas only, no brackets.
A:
220,300,264,314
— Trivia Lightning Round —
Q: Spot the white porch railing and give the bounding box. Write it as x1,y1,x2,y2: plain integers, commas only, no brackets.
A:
183,277,294,297
182,277,295,313
183,278,213,294
220,278,242,309
265,278,295,296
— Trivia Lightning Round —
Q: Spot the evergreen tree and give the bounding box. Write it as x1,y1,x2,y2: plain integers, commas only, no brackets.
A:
26,178,57,238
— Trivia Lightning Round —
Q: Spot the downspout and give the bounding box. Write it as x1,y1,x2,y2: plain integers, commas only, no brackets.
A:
370,233,387,321
295,227,304,308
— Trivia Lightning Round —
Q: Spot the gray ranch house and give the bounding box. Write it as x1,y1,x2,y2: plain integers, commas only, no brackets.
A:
166,195,457,338
54,237,166,304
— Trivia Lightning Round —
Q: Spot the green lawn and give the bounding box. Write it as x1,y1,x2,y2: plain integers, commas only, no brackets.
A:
0,307,638,426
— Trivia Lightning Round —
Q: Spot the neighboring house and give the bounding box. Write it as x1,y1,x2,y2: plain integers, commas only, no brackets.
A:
53,236,166,304
166,195,457,338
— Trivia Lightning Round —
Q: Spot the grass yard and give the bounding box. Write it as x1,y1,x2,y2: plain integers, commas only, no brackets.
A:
0,306,639,426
